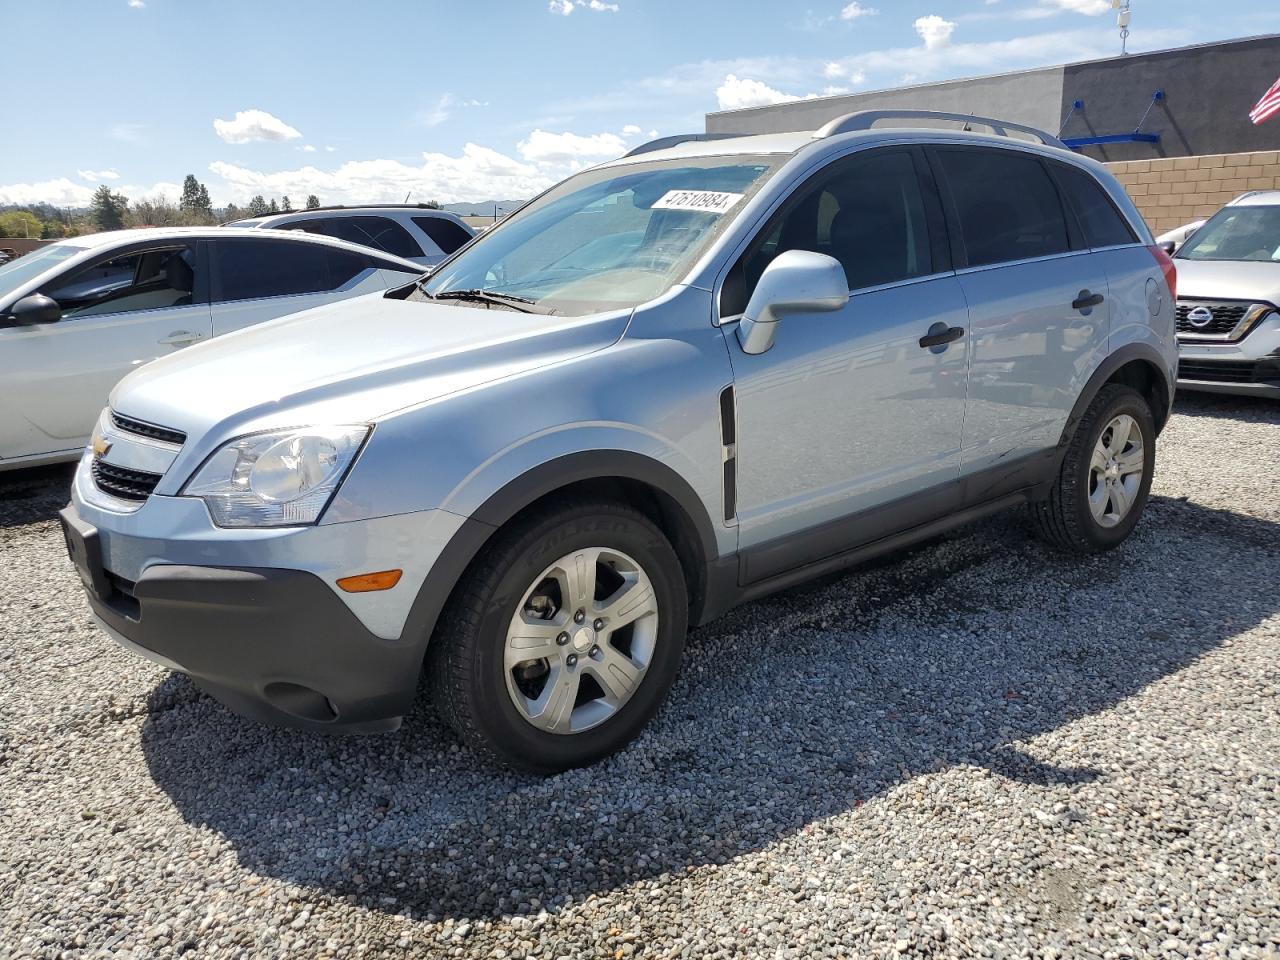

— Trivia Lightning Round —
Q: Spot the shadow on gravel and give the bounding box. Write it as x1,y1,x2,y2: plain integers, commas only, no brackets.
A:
1171,391,1280,422
140,494,1280,922
0,464,74,528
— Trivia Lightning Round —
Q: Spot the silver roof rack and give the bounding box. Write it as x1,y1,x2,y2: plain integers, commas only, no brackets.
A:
815,109,1068,150
622,133,740,158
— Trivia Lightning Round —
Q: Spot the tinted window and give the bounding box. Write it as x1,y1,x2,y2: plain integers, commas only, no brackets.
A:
43,245,197,318
723,150,935,315
287,216,422,259
1055,163,1137,248
412,216,474,254
213,239,344,302
938,149,1071,267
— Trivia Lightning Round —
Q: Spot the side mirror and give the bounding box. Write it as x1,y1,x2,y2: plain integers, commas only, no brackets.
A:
737,250,849,355
1158,240,1177,256
7,293,62,326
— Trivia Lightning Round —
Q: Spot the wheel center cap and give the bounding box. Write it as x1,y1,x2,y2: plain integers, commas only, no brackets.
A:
571,626,595,653
1105,463,1120,480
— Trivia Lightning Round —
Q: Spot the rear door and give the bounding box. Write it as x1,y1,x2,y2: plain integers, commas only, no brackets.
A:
0,240,211,461
930,145,1111,473
208,238,410,335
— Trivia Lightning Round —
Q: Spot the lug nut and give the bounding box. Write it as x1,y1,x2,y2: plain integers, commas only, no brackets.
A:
566,654,578,667
589,645,601,658
574,610,586,624
556,632,570,646
593,618,604,631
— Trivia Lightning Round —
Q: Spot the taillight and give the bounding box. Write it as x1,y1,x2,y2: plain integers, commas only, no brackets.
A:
1149,244,1177,303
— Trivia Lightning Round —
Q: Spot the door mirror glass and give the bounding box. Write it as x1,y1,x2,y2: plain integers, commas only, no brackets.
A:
1158,239,1177,255
7,293,62,326
737,250,848,355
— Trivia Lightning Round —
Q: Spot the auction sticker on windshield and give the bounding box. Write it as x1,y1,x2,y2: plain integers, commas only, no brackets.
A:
651,190,745,214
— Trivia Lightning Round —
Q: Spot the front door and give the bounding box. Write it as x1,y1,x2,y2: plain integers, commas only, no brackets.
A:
721,148,971,578
0,242,211,462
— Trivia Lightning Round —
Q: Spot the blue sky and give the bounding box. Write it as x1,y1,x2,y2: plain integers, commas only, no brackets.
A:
1,0,1276,208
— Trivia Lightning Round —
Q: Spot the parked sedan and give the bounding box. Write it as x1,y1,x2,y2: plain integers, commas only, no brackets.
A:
0,227,423,470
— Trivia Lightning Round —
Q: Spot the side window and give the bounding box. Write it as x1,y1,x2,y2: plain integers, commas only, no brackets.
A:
1053,163,1138,248
722,150,936,316
42,245,197,318
212,239,334,303
325,248,412,287
412,216,474,255
936,148,1072,267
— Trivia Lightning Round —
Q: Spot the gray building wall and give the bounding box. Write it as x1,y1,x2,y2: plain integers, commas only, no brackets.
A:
704,35,1280,161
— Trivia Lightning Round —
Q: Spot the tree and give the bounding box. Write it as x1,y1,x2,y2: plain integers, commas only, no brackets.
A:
89,185,129,231
281,195,292,212
305,194,321,209
0,210,43,238
268,198,279,214
422,200,441,210
127,195,180,228
223,203,241,222
179,174,213,217
246,195,269,217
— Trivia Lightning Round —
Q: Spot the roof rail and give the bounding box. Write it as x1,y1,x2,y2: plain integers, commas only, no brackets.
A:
622,133,740,158
815,110,1068,150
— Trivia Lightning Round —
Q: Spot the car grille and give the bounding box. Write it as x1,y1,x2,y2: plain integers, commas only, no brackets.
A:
110,411,187,446
1175,300,1249,338
1178,359,1266,384
91,460,164,502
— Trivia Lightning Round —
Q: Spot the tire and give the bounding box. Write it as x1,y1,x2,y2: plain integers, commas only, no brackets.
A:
1029,383,1156,554
427,499,688,773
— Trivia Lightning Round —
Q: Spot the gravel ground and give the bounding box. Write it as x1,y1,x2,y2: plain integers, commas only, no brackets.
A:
1,393,1278,960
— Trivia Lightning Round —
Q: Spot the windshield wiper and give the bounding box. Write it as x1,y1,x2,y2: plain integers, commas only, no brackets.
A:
433,288,543,313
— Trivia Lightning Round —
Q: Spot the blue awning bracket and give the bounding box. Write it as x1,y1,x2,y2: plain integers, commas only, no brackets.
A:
1060,89,1165,149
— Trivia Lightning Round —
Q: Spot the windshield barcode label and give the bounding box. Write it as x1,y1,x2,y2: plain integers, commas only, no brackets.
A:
651,190,745,214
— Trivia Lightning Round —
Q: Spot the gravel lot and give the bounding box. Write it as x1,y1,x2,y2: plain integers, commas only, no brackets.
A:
2,393,1278,960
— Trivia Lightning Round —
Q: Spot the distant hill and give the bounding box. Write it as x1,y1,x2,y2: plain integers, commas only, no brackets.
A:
441,200,526,217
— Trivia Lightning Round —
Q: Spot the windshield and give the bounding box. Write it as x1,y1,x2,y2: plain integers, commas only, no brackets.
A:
421,155,784,317
1177,205,1280,262
0,243,86,299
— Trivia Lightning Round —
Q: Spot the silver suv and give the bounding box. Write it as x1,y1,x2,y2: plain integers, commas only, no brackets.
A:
62,111,1177,772
1167,191,1280,397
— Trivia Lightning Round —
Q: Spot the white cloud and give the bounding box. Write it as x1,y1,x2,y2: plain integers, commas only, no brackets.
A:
823,62,866,85
839,2,876,20
208,143,556,207
914,14,957,50
108,123,145,143
517,129,627,165
0,179,96,207
716,74,799,110
549,0,619,13
1041,0,1110,13
621,124,643,135
212,109,302,144
300,144,317,152
127,0,145,7
823,61,844,79
420,94,454,128
325,145,336,152
77,169,120,182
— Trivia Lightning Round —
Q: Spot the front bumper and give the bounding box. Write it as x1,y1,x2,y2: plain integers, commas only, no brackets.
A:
1177,313,1280,397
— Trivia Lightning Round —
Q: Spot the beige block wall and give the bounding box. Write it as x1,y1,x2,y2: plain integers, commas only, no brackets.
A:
1106,150,1280,236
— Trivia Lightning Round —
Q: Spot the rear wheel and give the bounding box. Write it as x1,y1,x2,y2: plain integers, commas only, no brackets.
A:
427,500,687,773
1029,383,1156,553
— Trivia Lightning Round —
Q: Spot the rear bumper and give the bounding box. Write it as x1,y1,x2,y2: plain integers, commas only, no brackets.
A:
84,554,420,732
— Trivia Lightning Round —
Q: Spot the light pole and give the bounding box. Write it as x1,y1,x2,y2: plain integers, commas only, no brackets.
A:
1113,0,1132,55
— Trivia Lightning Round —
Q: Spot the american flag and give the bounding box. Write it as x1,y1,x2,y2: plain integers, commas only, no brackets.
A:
1250,75,1280,125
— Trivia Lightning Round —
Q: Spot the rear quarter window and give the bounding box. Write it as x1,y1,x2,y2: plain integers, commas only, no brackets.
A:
412,216,474,255
1053,163,1138,248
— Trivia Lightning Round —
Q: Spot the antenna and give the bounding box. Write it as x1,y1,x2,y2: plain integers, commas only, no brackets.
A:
1112,0,1132,55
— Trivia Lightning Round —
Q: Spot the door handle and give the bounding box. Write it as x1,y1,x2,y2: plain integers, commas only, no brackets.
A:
1072,290,1105,312
158,330,203,346
918,324,965,349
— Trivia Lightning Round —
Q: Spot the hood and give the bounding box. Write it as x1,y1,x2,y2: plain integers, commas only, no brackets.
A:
111,293,629,441
1174,257,1280,305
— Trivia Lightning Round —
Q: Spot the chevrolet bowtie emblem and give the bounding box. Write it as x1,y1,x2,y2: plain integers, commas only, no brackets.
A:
92,435,112,459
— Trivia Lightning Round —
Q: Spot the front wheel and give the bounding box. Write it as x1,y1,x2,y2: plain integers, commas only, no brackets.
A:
1029,383,1156,553
427,500,688,773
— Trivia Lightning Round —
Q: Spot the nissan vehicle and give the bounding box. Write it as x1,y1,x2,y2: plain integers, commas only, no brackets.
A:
1169,191,1280,397
228,205,476,267
61,111,1177,772
0,227,423,470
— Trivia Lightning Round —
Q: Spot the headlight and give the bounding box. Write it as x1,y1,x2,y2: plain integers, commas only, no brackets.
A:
182,425,370,527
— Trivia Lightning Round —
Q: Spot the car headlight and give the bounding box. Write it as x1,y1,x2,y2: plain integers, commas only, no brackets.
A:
182,425,370,527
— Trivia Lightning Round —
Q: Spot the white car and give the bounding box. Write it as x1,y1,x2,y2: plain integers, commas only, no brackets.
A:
1156,219,1206,254
228,205,476,267
0,227,423,471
